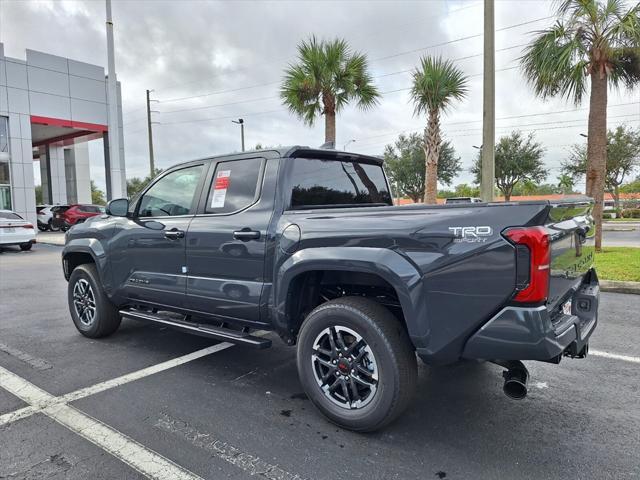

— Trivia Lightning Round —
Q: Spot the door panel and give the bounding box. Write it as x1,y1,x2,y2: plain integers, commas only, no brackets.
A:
185,157,275,323
110,217,192,308
110,163,206,309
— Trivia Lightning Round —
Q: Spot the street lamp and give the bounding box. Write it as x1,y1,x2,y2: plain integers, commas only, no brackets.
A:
232,118,245,152
343,139,356,151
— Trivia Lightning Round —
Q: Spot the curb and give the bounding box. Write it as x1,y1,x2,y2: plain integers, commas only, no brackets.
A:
600,280,640,295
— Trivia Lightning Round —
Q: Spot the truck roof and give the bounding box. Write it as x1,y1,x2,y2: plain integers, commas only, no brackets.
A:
175,146,384,170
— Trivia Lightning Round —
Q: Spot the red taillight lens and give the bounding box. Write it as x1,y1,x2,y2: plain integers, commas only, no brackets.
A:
504,226,550,303
22,224,33,229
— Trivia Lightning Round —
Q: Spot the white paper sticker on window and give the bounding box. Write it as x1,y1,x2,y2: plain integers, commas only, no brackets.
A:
211,170,231,208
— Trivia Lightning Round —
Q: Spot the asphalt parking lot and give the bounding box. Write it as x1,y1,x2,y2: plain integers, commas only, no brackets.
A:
1,244,639,480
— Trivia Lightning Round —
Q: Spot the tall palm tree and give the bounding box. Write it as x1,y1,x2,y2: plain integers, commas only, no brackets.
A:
521,0,640,250
280,36,380,146
410,56,468,204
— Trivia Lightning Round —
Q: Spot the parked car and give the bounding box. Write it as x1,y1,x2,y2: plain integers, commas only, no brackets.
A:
62,146,598,431
444,197,483,204
0,210,36,251
52,204,105,231
36,204,63,231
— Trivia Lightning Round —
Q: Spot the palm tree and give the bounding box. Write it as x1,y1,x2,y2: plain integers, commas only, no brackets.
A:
281,36,380,146
520,0,640,250
410,56,468,204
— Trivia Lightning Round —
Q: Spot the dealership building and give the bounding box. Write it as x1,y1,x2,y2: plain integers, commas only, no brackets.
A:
0,42,125,225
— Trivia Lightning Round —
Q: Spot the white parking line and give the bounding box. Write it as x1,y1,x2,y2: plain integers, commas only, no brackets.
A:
590,349,640,364
0,364,203,480
60,342,234,403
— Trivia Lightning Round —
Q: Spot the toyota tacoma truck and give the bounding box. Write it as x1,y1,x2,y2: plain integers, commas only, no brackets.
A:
62,146,599,431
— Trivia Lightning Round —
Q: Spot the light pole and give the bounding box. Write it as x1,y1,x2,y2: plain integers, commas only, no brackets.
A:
146,89,159,177
232,119,245,152
481,0,495,202
343,139,356,150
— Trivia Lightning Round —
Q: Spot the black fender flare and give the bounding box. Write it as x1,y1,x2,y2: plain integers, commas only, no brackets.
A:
272,247,426,340
62,239,111,292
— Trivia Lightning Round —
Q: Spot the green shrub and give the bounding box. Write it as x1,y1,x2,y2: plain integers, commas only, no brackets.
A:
622,208,640,218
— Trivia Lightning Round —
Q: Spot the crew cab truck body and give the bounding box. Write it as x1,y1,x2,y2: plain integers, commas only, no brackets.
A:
62,146,599,431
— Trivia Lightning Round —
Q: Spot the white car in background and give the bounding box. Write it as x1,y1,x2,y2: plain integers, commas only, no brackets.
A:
0,210,36,251
36,204,62,231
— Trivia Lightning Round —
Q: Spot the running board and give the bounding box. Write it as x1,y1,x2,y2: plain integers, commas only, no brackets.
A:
119,309,272,349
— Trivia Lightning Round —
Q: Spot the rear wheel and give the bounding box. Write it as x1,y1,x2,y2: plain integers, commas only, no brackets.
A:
296,296,417,432
48,220,60,232
68,264,121,338
19,243,32,251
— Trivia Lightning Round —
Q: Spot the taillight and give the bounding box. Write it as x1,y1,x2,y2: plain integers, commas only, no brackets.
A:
22,224,34,229
504,226,550,303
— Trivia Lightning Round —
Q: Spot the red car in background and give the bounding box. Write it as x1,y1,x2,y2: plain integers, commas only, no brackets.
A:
51,204,105,231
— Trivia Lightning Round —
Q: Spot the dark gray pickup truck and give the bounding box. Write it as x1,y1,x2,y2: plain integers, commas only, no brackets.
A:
62,146,599,431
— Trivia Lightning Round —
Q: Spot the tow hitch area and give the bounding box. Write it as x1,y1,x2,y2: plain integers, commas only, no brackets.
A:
564,342,589,359
492,360,530,400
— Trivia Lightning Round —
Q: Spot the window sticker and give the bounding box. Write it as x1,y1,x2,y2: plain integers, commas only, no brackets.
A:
211,170,231,208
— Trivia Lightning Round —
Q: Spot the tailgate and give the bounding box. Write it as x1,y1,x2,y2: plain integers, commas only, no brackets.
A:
545,199,595,311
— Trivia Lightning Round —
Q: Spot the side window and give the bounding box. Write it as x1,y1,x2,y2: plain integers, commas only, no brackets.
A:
206,158,262,214
138,165,204,217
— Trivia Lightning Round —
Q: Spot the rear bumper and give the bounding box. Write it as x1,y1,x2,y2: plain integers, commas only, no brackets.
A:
461,281,599,362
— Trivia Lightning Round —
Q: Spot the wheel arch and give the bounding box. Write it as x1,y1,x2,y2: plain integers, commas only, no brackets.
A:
62,239,109,290
272,247,424,343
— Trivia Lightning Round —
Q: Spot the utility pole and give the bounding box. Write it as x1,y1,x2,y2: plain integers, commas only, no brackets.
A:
105,0,124,199
146,89,155,177
481,0,495,202
232,119,245,152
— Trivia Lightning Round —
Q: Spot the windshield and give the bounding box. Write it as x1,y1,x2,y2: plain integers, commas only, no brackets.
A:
289,158,392,209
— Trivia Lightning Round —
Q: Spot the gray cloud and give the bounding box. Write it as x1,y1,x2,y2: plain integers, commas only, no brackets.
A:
2,0,638,194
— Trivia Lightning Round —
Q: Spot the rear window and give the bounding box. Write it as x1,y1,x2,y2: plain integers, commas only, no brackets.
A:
0,212,22,220
289,159,392,209
78,205,103,213
52,206,70,213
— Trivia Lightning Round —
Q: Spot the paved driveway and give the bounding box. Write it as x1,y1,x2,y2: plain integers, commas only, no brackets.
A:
1,244,639,479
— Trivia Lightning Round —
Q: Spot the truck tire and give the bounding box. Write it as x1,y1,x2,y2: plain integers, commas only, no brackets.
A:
297,296,417,432
68,263,121,338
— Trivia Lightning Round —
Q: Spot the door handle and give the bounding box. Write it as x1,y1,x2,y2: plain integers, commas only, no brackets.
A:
164,228,185,240
233,228,260,241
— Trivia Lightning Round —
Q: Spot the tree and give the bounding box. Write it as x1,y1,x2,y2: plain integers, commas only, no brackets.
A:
127,168,163,198
563,125,640,208
35,185,43,205
620,175,640,193
280,36,379,145
472,131,547,201
383,133,462,202
520,0,640,249
439,183,481,199
557,173,575,194
91,181,106,205
410,56,468,204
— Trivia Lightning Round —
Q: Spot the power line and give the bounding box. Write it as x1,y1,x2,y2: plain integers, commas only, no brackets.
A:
154,15,550,103
355,116,640,150
352,102,640,143
155,2,483,93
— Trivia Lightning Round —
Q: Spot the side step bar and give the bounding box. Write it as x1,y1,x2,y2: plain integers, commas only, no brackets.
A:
120,309,272,349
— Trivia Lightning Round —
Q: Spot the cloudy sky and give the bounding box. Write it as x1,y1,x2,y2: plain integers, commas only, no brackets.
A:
1,0,639,194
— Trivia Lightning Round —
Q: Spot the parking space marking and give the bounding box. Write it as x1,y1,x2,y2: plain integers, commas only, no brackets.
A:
0,342,53,371
0,364,203,480
590,349,640,364
60,342,234,404
156,413,307,480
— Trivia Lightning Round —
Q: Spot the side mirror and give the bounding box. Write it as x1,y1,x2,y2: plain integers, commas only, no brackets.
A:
106,198,129,217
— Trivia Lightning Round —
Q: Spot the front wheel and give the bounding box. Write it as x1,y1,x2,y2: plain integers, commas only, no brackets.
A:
19,243,32,251
297,296,417,432
68,264,121,338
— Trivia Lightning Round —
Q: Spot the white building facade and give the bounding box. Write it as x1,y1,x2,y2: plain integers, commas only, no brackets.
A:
0,42,125,225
